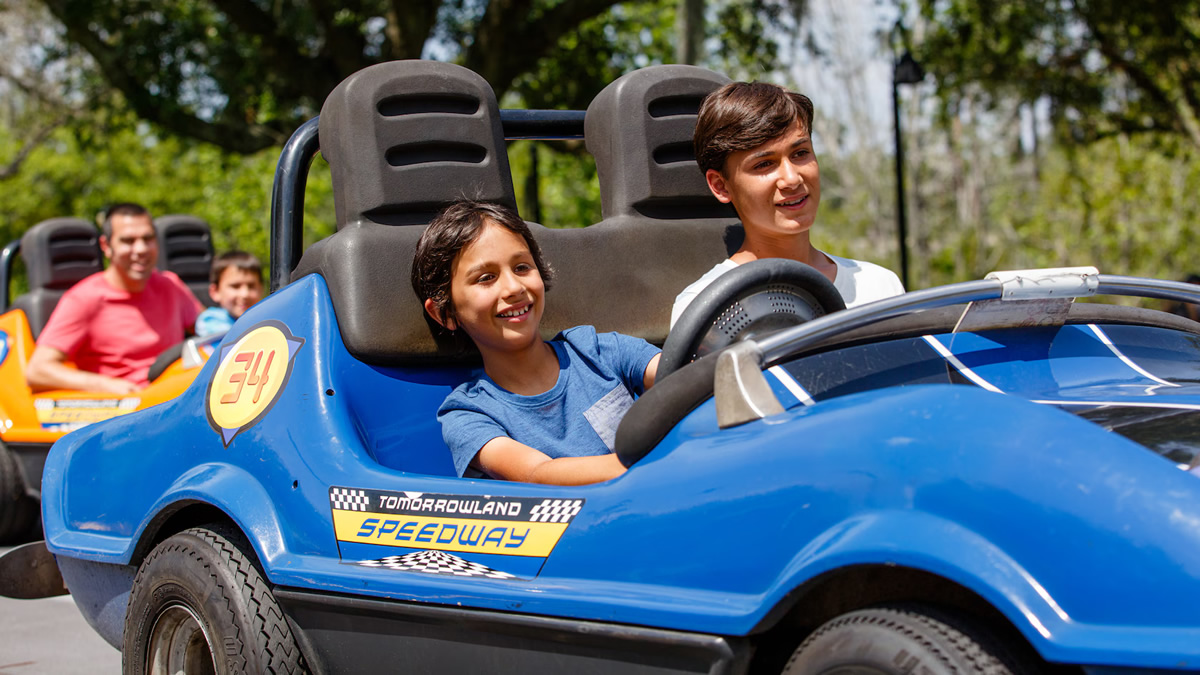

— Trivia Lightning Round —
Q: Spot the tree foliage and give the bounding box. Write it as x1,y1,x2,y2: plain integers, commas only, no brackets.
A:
0,109,336,295
36,0,658,153
916,0,1200,149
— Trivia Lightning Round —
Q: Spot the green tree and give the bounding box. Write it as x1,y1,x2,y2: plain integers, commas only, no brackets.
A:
916,0,1200,148
35,0,666,153
0,109,336,295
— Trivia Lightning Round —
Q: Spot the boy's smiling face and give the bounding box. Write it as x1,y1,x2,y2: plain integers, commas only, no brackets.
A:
442,219,546,357
209,267,263,319
705,120,820,240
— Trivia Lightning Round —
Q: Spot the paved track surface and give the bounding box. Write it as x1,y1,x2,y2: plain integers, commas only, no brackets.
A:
0,548,122,674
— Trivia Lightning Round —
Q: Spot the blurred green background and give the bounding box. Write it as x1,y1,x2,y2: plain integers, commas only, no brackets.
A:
3,0,1199,296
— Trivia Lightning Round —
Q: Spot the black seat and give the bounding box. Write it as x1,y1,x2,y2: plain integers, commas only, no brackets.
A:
293,59,518,364
155,214,215,307
295,61,740,366
12,218,104,338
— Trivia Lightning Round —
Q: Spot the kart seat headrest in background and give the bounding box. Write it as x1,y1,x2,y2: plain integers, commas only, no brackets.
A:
12,218,104,338
584,64,738,224
155,214,215,307
319,59,517,228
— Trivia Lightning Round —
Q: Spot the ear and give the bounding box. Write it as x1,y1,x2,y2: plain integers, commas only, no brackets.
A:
208,283,221,303
99,235,113,260
705,169,732,204
423,298,456,331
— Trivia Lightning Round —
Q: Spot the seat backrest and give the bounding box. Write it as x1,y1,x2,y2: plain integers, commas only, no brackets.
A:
584,64,738,224
295,61,742,366
12,218,104,338
155,214,215,306
319,59,517,228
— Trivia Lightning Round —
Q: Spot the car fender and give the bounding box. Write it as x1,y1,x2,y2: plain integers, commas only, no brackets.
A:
131,462,288,564
770,509,1065,650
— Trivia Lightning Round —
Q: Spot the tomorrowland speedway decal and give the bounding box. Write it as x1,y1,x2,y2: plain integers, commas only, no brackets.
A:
206,320,304,446
330,487,583,580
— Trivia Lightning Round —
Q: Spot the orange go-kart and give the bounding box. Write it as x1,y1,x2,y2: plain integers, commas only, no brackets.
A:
0,215,218,542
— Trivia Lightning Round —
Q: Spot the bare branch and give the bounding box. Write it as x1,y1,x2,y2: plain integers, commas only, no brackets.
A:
0,114,69,181
465,0,645,97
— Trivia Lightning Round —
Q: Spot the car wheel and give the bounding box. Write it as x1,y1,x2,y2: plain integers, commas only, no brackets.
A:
783,606,1022,675
0,441,37,544
123,525,308,675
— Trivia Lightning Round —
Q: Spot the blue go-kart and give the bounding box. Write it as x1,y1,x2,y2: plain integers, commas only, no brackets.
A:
8,61,1200,674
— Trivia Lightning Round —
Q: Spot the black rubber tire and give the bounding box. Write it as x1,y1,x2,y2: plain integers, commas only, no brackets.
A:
0,442,37,545
783,606,1020,675
123,525,308,675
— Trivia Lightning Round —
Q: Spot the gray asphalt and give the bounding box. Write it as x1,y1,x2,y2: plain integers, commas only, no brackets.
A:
0,548,122,674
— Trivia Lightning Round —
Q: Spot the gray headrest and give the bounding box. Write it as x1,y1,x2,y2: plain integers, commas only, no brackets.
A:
585,65,735,221
155,214,214,288
319,60,516,228
20,218,103,291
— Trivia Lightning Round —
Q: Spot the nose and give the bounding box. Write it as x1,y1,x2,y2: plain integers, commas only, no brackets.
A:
499,269,526,298
777,160,801,190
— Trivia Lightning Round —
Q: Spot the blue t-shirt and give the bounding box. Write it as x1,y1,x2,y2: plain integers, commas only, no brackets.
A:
438,325,660,478
195,307,234,337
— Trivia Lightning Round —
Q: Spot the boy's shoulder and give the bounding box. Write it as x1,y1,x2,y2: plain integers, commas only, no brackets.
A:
554,325,646,359
197,306,232,320
555,324,599,346
827,253,902,284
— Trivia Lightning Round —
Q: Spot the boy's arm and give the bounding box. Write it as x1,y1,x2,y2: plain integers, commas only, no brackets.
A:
642,353,660,390
474,437,626,486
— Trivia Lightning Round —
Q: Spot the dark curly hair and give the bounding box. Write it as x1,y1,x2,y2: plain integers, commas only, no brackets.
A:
693,82,815,176
411,201,553,337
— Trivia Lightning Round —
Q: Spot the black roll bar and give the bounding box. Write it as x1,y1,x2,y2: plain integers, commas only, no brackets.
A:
1,239,19,313
269,116,321,293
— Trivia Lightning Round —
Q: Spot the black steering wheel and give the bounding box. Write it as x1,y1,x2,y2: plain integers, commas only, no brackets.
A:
658,259,845,380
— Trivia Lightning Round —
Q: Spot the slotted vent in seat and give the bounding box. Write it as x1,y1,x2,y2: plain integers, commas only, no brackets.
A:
385,142,488,167
377,94,481,117
648,94,707,118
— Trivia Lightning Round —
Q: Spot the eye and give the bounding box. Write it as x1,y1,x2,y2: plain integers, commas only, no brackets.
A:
514,262,534,274
792,148,810,159
473,272,495,284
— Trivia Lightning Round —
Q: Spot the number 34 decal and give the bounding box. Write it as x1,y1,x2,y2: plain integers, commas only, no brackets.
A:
206,321,305,446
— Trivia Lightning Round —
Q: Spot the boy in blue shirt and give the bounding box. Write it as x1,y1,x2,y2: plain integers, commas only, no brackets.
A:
195,251,264,337
412,201,660,485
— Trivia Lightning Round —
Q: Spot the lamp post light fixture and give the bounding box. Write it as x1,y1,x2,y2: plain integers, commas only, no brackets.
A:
892,49,925,290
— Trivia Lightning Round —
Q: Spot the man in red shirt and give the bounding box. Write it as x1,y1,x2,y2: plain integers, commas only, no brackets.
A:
25,203,203,394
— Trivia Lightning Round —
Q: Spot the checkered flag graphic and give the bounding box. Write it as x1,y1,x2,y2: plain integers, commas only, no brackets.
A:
329,488,370,512
528,498,583,523
357,550,516,579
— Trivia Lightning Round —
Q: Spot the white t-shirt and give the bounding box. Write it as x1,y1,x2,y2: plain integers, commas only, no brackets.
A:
670,253,905,327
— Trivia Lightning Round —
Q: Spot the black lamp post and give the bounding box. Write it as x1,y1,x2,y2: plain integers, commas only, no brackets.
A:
892,48,924,290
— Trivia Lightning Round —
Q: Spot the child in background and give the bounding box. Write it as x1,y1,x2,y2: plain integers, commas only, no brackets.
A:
195,251,264,337
412,201,660,485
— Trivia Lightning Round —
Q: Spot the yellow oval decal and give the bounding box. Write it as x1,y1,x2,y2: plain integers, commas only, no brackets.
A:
206,321,304,446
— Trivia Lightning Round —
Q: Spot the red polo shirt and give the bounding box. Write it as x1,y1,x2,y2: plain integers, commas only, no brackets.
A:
37,271,203,387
